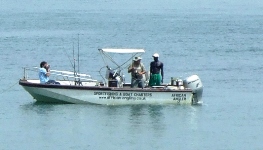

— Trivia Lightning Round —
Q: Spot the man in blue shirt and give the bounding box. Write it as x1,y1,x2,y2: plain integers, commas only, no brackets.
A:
39,61,59,84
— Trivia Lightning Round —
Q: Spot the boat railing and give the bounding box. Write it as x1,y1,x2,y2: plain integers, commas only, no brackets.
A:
22,67,97,82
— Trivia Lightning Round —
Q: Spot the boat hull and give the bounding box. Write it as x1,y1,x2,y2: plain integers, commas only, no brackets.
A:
20,80,195,105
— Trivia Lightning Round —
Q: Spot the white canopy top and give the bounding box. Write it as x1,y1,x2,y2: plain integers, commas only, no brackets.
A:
99,48,145,53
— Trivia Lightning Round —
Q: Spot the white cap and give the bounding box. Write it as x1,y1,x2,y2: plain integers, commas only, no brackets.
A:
133,56,142,61
152,53,159,57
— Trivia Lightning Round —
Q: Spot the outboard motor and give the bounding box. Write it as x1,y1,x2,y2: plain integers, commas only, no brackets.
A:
183,75,203,104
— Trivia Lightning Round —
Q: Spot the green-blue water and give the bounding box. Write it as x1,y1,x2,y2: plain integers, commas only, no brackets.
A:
1,0,263,149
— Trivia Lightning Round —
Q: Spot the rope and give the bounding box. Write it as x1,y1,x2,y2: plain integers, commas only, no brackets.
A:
0,80,19,94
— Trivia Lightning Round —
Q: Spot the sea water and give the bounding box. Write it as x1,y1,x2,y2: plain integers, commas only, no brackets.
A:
1,0,263,149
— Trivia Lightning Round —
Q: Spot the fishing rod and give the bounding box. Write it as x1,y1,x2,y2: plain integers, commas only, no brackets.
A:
71,34,82,86
63,47,74,70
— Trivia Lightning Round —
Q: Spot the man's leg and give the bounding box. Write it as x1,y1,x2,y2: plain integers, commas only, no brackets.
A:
131,79,137,88
149,75,155,86
138,79,144,88
156,74,161,86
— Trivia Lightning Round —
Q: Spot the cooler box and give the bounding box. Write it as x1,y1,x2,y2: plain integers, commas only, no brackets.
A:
108,80,118,87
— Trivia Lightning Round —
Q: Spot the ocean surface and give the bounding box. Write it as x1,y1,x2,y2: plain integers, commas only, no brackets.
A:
1,0,263,149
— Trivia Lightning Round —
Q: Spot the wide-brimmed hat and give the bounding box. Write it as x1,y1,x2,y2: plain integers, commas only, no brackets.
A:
133,56,142,61
152,53,159,57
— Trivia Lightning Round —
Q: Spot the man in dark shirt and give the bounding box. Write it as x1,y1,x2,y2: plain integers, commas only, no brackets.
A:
149,53,164,86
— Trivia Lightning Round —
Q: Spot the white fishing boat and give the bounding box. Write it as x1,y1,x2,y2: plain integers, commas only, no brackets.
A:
19,48,203,105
